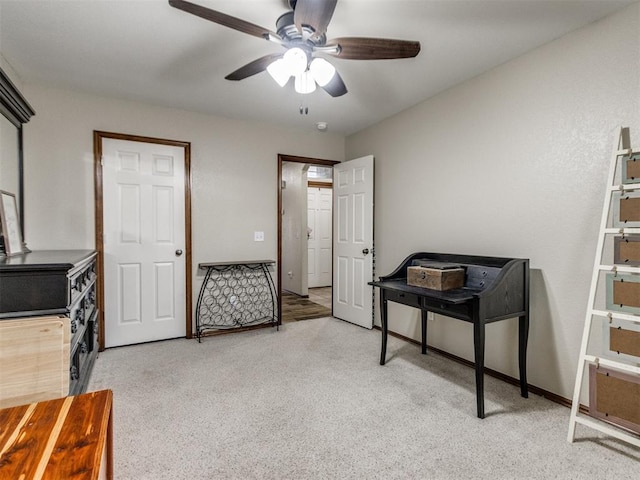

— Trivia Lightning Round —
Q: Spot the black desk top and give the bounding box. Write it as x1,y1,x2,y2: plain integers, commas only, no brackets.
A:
372,252,531,419
369,279,479,305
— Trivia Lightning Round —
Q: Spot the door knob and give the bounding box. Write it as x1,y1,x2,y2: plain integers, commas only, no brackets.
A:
175,249,183,256
362,248,369,255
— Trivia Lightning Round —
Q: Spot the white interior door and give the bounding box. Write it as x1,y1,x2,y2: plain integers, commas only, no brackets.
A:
333,155,374,328
308,186,332,288
102,138,186,347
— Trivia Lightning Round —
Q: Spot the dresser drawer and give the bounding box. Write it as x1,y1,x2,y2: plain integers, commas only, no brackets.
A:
69,297,86,352
385,290,421,308
422,297,472,320
69,259,97,306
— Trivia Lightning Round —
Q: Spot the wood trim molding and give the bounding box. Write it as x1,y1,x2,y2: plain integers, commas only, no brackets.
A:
278,154,338,167
375,326,589,415
0,67,35,127
93,131,193,350
308,181,332,189
277,154,339,324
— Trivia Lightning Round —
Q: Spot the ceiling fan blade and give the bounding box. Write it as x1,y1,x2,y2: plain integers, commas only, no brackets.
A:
294,0,337,36
169,0,279,40
225,53,283,81
321,70,347,97
326,37,421,60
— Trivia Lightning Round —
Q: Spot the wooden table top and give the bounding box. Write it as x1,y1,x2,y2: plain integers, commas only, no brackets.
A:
0,389,113,480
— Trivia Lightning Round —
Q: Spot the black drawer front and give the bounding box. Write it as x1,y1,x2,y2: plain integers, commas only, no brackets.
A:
385,290,421,308
69,260,97,305
84,283,96,319
69,347,81,394
86,311,98,353
422,297,472,320
0,272,68,316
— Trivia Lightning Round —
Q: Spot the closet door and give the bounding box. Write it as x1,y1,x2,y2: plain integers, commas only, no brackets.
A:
308,186,332,288
102,138,187,347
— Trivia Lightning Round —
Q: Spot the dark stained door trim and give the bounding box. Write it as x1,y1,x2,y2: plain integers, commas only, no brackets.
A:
94,131,193,350
277,154,339,323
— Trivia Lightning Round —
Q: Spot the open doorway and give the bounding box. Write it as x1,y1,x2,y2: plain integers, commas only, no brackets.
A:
277,154,339,323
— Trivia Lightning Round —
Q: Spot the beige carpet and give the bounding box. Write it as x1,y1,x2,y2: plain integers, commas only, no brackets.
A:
89,318,640,479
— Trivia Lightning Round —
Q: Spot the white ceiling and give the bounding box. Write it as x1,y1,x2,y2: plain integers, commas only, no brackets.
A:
0,0,634,135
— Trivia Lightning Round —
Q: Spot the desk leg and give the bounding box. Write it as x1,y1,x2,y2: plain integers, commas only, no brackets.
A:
473,321,486,419
380,292,388,365
519,314,529,398
421,310,428,355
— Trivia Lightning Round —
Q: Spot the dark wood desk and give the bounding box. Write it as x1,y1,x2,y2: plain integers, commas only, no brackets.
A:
370,253,530,418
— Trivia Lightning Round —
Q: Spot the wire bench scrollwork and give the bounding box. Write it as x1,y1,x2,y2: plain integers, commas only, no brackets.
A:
195,260,278,341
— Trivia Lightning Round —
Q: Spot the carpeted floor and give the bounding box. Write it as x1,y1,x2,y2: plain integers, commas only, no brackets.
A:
89,318,639,479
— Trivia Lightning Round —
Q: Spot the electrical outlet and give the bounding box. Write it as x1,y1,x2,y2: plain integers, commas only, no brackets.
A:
427,312,435,321
254,231,264,242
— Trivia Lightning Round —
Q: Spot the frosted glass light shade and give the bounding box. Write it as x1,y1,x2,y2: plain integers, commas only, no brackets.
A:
283,47,308,76
294,71,316,94
267,59,290,87
309,58,336,87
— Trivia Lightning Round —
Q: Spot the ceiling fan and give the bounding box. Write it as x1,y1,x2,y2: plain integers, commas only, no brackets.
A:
168,0,421,97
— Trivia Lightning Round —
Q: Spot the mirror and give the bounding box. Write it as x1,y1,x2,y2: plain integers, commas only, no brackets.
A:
0,115,20,196
0,66,35,254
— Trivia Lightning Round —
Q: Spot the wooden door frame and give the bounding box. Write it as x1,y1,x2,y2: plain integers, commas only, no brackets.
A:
94,131,193,350
277,154,339,323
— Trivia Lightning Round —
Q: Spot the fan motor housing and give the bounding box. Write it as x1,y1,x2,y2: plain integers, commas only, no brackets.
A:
276,11,327,47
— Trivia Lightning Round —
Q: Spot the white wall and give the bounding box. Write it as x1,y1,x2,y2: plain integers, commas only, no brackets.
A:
19,84,344,313
281,162,308,296
346,4,640,400
0,54,22,89
8,4,640,402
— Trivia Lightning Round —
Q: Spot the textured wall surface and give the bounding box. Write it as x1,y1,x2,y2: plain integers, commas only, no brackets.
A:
19,83,344,314
281,162,308,296
346,4,640,399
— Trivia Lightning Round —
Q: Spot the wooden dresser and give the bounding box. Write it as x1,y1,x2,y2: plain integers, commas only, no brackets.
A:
0,389,113,479
0,250,99,398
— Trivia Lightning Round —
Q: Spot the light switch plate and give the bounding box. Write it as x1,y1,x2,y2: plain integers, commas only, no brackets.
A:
254,231,264,242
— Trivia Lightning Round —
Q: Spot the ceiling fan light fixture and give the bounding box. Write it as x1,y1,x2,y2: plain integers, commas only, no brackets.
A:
309,58,336,87
294,71,316,94
267,59,290,87
283,47,308,76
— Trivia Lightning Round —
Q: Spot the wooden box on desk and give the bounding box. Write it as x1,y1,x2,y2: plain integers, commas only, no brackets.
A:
407,263,464,291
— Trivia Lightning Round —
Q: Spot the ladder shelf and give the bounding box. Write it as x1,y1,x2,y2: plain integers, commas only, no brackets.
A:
567,126,640,447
